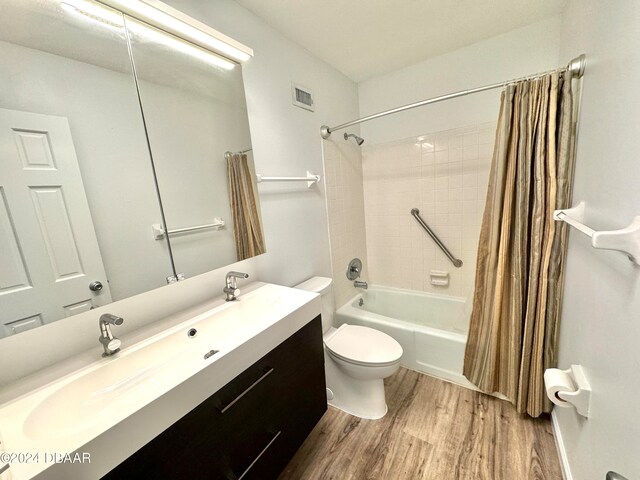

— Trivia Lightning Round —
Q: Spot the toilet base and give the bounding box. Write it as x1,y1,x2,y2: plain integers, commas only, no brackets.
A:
328,395,388,420
324,350,393,420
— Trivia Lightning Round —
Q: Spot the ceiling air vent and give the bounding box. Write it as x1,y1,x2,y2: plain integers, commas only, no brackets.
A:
292,83,314,112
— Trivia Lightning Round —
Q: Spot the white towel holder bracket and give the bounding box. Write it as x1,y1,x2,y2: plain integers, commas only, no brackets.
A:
553,201,640,265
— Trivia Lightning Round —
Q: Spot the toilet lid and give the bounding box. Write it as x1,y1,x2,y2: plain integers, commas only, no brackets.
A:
325,325,403,366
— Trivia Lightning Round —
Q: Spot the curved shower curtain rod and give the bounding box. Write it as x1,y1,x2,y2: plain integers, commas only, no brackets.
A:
320,54,586,139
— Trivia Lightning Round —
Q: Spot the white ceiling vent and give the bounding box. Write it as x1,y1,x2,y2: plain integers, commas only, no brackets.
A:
291,83,314,112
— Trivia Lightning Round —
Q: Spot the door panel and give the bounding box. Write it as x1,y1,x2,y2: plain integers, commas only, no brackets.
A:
13,129,57,170
0,188,31,294
30,186,85,280
0,108,112,337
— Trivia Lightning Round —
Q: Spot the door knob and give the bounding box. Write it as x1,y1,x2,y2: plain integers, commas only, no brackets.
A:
89,281,103,292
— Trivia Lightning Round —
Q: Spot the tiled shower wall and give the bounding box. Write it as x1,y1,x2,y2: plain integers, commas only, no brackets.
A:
361,122,496,297
322,140,368,308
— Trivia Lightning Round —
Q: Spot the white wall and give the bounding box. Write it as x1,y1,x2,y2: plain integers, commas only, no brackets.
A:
0,0,358,386
553,1,640,479
358,17,562,144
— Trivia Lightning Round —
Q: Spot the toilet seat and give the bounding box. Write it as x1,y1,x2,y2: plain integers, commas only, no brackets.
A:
324,324,402,367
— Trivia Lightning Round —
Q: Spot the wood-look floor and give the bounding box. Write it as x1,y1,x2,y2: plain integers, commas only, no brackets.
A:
279,368,562,480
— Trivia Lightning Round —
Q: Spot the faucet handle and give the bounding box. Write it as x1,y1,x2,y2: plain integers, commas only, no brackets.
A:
106,338,121,352
224,286,240,296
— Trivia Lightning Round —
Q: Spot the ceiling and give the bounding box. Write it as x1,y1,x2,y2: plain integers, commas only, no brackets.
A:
235,0,566,82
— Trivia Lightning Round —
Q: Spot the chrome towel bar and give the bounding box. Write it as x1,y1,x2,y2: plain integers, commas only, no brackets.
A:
411,208,463,268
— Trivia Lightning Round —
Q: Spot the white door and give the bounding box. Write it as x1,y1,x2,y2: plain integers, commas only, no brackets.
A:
0,108,112,337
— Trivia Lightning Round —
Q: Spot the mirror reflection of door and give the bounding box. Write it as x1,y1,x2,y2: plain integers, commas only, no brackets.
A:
0,108,112,337
0,0,176,338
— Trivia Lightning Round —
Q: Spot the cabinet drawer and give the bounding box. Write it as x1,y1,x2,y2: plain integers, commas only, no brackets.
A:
104,316,326,480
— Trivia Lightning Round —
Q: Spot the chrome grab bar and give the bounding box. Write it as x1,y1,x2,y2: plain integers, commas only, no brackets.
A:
411,208,463,268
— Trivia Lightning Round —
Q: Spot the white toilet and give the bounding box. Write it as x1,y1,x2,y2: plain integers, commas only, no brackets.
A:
295,277,403,419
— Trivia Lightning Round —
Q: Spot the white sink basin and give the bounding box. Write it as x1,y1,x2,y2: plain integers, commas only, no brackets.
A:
0,282,321,480
22,347,181,441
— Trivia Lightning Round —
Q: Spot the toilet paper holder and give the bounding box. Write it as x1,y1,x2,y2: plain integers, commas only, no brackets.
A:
544,364,591,418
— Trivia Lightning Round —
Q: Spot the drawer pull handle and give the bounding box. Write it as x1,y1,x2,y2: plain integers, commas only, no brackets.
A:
236,430,282,480
218,367,274,414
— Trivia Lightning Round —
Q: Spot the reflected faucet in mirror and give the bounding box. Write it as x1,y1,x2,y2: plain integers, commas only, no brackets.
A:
224,272,249,301
99,314,124,357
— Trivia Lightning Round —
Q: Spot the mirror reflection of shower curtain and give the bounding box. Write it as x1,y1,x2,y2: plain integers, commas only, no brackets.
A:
226,153,265,261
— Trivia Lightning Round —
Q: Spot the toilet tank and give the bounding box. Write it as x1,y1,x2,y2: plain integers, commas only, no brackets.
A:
294,276,335,334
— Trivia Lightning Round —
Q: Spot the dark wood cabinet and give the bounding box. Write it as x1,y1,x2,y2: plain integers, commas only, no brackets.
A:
103,316,326,480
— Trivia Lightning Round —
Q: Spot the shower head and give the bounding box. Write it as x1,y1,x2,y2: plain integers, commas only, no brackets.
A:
344,132,365,146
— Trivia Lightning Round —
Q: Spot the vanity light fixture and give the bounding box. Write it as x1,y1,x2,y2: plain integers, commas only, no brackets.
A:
60,0,124,28
96,0,253,63
126,20,236,70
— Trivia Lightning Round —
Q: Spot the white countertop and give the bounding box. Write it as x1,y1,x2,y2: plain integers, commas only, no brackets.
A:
0,282,321,480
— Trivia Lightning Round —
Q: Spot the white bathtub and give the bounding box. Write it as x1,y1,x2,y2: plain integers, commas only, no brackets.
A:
335,286,476,388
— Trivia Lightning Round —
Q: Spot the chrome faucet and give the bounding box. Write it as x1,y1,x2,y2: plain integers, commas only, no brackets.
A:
99,313,124,357
354,280,368,289
224,271,249,301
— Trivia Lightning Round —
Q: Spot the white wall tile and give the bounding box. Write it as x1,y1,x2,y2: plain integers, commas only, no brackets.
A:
323,140,369,308
361,122,496,299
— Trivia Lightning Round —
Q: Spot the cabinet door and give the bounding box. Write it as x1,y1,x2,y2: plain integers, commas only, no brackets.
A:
239,317,327,480
103,316,326,480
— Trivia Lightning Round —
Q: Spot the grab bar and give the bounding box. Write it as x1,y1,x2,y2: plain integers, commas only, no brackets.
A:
410,208,463,268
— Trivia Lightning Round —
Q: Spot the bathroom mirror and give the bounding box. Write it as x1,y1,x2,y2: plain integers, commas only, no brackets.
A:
0,0,175,338
126,18,265,278
0,0,265,339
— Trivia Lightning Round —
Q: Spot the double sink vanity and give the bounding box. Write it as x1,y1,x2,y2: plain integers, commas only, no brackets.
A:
0,282,326,479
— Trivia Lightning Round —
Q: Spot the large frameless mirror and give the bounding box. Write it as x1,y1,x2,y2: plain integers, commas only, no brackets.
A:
0,0,265,340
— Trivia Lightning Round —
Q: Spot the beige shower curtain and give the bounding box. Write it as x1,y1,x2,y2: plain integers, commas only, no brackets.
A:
226,153,265,261
463,71,577,417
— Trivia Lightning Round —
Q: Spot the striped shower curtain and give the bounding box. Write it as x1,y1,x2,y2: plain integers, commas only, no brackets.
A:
463,71,577,417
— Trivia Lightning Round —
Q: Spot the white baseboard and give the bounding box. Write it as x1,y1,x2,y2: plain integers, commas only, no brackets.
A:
551,409,573,480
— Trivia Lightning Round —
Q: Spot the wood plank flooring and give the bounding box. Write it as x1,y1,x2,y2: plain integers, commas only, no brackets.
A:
279,368,562,480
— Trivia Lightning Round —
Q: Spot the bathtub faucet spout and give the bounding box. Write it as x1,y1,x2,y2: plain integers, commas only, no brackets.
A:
354,280,368,290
